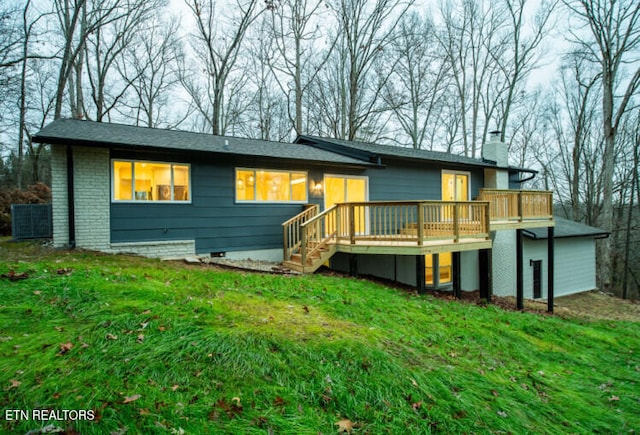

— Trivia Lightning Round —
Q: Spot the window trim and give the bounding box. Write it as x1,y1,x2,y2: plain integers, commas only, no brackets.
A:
111,159,192,204
235,168,309,204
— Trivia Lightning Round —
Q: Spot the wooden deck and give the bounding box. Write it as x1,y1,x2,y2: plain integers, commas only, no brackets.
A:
282,190,554,273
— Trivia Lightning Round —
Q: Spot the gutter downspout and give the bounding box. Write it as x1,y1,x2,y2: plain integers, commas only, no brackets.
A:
66,145,76,248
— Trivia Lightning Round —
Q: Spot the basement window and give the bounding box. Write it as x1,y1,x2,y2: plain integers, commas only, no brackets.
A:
236,169,307,203
112,160,190,203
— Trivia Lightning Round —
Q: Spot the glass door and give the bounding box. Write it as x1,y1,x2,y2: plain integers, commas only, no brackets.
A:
324,175,368,237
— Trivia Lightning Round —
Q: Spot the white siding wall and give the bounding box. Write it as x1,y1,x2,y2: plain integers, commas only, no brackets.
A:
523,237,597,298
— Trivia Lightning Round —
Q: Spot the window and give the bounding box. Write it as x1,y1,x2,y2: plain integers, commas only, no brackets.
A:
236,169,307,203
112,160,190,202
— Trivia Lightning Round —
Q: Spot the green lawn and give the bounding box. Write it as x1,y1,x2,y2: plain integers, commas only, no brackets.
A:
1,240,638,434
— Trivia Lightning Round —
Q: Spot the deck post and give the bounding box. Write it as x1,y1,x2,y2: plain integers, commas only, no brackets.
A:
479,248,492,303
416,255,426,294
336,206,341,241
516,229,524,310
517,192,524,222
453,251,461,299
349,254,358,277
417,203,424,245
301,226,307,268
547,226,555,313
349,204,356,244
283,225,289,261
453,203,460,243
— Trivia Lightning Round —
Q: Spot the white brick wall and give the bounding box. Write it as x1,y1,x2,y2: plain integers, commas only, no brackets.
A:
51,145,69,248
73,147,111,251
110,240,196,259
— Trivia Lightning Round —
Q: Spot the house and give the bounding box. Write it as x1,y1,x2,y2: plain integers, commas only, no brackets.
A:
32,118,605,309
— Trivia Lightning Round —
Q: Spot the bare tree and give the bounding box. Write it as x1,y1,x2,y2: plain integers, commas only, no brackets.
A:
118,14,184,128
435,0,508,158
267,0,335,136
383,12,450,149
83,0,165,122
564,0,640,286
183,0,261,135
496,0,558,141
323,0,414,141
52,0,132,119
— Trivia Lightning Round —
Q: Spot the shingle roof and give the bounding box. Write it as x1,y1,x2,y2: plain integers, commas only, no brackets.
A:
523,217,609,240
296,135,499,168
33,119,374,167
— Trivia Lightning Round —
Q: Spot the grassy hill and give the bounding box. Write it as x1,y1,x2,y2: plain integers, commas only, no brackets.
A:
1,240,638,434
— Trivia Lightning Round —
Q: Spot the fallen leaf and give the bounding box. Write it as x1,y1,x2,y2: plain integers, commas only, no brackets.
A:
142,309,151,315
335,418,354,433
33,291,41,295
106,333,118,340
158,326,166,332
54,326,64,332
139,408,151,416
56,268,73,276
171,385,179,392
57,342,73,355
81,343,90,349
1,270,29,281
123,394,141,404
609,396,620,401
273,396,287,407
491,390,500,397
412,401,422,410
137,334,145,344
497,410,508,418
7,379,21,389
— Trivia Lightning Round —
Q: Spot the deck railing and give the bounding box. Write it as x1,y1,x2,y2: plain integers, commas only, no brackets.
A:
284,192,553,264
478,189,553,222
282,204,319,261
332,201,491,245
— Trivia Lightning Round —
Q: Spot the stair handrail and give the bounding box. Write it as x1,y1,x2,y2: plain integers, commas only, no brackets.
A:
300,205,338,266
282,205,319,261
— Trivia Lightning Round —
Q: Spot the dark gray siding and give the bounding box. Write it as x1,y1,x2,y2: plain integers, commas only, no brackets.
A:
365,159,484,201
110,150,484,255
110,149,355,254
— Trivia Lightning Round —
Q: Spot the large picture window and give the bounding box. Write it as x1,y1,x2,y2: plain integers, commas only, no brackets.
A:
236,169,307,203
112,160,190,202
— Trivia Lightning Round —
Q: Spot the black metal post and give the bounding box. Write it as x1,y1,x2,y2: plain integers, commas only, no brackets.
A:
416,255,426,294
479,249,493,303
349,254,358,277
66,146,76,248
547,226,555,313
453,251,461,299
516,229,524,310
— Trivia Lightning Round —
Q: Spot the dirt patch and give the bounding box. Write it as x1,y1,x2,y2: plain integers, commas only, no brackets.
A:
450,291,640,322
552,291,640,322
